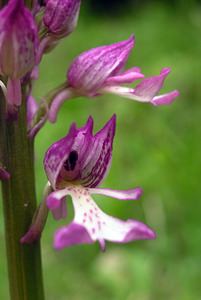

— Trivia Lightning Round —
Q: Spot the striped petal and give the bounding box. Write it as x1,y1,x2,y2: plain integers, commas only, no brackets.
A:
67,36,134,95
79,115,115,187
44,115,116,189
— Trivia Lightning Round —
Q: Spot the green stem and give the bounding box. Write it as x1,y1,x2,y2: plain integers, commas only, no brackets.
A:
0,88,45,299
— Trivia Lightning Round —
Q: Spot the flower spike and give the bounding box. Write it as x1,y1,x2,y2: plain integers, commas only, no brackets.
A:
43,116,156,250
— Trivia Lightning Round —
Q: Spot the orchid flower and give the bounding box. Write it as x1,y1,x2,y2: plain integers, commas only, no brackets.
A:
48,36,179,122
0,0,38,107
43,115,156,250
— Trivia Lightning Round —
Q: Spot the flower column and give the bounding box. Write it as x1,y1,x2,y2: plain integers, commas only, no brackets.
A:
0,0,44,299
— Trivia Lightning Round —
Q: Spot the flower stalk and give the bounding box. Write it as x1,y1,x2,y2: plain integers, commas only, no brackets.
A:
0,88,44,299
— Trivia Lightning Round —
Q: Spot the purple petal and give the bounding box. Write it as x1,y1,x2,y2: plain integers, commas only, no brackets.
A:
133,68,171,101
51,198,67,220
54,222,93,250
44,117,93,189
44,0,81,37
101,68,179,106
122,220,156,242
80,115,116,187
46,189,69,220
95,214,156,245
104,67,144,85
89,187,143,200
151,90,180,106
67,35,134,95
44,115,116,189
0,0,38,79
44,123,78,189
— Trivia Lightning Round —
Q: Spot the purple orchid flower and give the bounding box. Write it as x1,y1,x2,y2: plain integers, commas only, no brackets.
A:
0,0,38,107
48,36,179,122
44,115,156,250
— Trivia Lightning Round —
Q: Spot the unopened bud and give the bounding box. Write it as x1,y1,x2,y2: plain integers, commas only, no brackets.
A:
43,0,81,38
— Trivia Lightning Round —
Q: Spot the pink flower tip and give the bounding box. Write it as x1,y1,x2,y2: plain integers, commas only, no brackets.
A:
134,187,143,199
151,90,180,106
46,195,61,210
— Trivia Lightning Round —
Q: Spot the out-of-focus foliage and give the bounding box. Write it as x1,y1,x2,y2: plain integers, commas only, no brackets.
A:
0,1,201,299
86,0,201,16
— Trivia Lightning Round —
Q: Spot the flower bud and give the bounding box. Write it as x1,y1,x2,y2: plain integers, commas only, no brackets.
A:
0,0,38,106
43,0,81,38
0,0,38,79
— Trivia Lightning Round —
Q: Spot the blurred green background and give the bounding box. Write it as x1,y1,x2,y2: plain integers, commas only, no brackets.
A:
1,0,201,299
